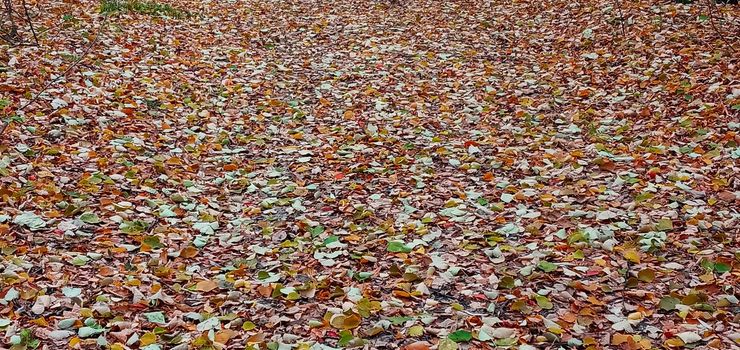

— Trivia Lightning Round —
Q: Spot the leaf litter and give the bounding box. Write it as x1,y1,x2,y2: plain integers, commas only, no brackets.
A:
0,0,739,349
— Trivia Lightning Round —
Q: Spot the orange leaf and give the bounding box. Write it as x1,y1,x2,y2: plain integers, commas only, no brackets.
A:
195,280,218,292
215,329,236,344
180,246,198,258
405,341,431,350
612,333,631,345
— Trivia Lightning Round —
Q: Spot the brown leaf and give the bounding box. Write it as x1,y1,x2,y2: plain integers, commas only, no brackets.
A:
637,269,655,282
405,341,431,350
195,280,218,292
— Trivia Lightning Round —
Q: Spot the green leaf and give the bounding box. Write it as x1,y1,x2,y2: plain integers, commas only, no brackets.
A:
337,330,353,347
535,295,553,309
352,271,372,281
635,192,654,203
387,241,412,253
537,261,558,273
242,321,256,331
572,250,584,259
79,212,101,224
143,236,164,249
713,262,731,273
659,296,680,311
387,316,414,325
498,276,515,289
120,220,148,234
309,225,325,237
655,218,673,231
144,312,166,324
448,330,472,342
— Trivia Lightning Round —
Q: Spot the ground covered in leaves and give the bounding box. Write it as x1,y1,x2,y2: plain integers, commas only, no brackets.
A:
1,0,739,349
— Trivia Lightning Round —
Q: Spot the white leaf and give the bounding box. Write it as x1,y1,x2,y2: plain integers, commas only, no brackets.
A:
62,287,82,298
32,295,53,314
611,319,634,332
49,330,75,340
78,326,104,338
193,221,218,235
663,262,684,270
51,98,68,109
13,212,47,231
196,317,221,332
596,210,617,221
501,193,514,203
4,287,19,301
676,332,702,344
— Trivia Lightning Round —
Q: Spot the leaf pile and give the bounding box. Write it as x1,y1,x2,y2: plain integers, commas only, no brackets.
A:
1,0,739,349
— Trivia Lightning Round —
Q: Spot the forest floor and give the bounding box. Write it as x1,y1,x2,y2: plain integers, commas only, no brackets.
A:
1,0,739,349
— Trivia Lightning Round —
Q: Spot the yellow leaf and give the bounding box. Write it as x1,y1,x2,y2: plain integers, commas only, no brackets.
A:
68,337,81,347
664,337,684,347
30,317,48,326
139,332,157,346
79,308,93,318
638,338,653,349
623,249,641,264
408,325,424,337
242,321,256,331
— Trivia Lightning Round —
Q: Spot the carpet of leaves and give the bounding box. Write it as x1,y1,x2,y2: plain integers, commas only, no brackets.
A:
1,0,739,349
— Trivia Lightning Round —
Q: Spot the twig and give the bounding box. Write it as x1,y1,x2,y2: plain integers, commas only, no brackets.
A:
705,0,736,53
20,0,37,45
0,13,110,141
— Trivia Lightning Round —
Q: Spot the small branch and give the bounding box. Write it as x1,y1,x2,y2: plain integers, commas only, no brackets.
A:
705,0,736,53
21,0,37,45
0,13,110,141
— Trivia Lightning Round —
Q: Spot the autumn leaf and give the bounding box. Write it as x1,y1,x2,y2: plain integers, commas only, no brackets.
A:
659,297,680,312
623,249,641,264
194,280,218,292
637,268,655,282
2,0,738,348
